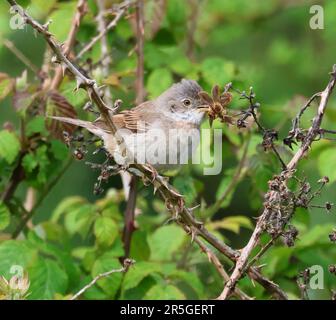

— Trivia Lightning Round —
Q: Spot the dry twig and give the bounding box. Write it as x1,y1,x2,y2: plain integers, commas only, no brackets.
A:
219,65,336,300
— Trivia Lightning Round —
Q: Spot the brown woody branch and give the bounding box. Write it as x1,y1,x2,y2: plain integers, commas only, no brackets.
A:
50,0,88,90
122,0,145,258
70,258,134,300
76,0,133,59
219,65,336,300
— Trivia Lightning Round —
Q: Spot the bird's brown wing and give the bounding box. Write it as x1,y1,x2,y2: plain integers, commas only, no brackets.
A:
94,101,158,133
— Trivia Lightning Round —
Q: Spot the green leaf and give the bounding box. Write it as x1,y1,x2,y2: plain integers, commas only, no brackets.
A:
0,240,38,279
130,231,150,261
0,202,10,230
167,270,204,298
50,140,68,161
26,116,47,136
52,196,87,222
215,171,235,208
22,145,50,184
22,153,38,173
122,261,162,292
48,2,78,42
94,216,118,247
173,175,197,206
0,130,21,164
317,147,336,182
144,43,169,69
30,0,57,17
146,68,173,98
201,57,235,86
26,231,80,290
0,73,14,100
149,225,185,260
144,284,185,300
262,247,294,278
91,253,123,298
35,145,50,184
296,224,335,249
209,216,253,234
64,204,95,237
166,0,187,27
122,275,158,300
28,258,68,299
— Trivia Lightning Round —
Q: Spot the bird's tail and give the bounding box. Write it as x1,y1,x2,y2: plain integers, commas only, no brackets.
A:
50,116,106,138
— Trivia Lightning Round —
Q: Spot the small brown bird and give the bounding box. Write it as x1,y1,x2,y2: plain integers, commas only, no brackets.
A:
52,79,209,170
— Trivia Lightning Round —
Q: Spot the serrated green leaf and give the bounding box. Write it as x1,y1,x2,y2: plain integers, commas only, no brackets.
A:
122,261,162,292
149,225,185,260
35,145,50,184
94,216,118,247
0,202,10,230
64,204,95,237
0,240,38,279
26,231,80,290
52,196,87,222
22,153,38,173
91,253,123,298
144,284,185,300
0,130,20,164
28,258,68,299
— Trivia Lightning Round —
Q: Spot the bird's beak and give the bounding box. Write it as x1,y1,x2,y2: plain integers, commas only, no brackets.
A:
197,104,210,112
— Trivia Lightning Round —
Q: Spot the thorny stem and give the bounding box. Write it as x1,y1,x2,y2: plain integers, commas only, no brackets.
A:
76,0,133,59
191,233,253,300
7,0,287,300
96,0,112,105
50,0,88,90
135,0,145,105
219,65,336,300
70,258,134,300
234,87,287,169
122,0,145,258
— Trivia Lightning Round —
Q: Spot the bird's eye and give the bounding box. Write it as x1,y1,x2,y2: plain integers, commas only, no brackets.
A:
182,98,191,107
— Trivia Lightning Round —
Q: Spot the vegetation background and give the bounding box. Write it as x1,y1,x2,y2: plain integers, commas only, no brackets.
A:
0,0,335,300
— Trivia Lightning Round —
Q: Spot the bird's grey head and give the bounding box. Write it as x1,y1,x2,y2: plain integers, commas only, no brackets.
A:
155,79,206,124
156,79,202,108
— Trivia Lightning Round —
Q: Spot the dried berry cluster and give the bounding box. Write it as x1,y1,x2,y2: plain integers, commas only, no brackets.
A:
261,174,296,243
198,83,234,126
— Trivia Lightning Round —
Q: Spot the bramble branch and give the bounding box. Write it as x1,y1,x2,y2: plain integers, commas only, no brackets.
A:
123,0,145,259
76,0,133,59
70,258,134,300
219,65,336,300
